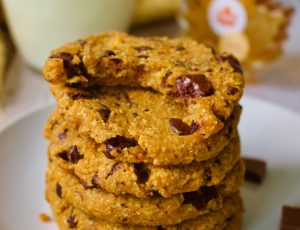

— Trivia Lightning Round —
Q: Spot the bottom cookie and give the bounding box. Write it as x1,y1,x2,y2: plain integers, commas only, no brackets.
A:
47,188,243,230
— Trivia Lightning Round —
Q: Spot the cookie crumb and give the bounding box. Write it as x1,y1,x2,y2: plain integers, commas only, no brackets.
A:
39,213,51,222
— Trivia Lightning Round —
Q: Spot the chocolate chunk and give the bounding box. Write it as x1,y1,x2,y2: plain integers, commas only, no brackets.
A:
57,151,69,161
280,205,300,230
103,135,138,159
99,108,111,123
157,226,166,230
169,118,199,136
56,183,62,198
175,46,185,51
67,146,83,163
175,74,214,99
91,174,99,188
58,129,68,140
67,91,92,100
227,87,239,95
50,52,73,62
57,146,83,163
183,186,218,210
243,157,266,183
110,58,123,65
136,64,146,72
134,163,150,184
219,55,243,74
50,52,88,78
66,215,77,228
105,163,121,179
103,50,116,56
134,46,153,52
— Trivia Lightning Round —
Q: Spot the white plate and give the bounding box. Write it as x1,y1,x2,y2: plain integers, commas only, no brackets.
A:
0,97,299,230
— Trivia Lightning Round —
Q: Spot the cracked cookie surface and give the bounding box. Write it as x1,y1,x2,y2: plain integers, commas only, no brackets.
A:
44,32,244,139
46,85,241,165
46,107,241,198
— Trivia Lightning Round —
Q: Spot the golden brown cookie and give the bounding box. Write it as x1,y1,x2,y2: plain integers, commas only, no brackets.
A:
46,159,244,226
47,183,243,230
44,32,244,139
46,108,241,198
45,85,242,166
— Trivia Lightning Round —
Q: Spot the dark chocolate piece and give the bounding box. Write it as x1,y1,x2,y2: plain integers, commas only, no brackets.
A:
243,157,266,183
169,118,198,136
56,183,62,198
66,215,77,228
280,205,300,230
175,74,214,98
134,163,150,184
183,186,218,210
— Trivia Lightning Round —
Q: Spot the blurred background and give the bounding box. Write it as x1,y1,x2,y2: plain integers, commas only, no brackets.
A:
0,0,299,129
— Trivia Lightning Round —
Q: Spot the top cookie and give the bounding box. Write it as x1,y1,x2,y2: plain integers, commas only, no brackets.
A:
44,32,244,138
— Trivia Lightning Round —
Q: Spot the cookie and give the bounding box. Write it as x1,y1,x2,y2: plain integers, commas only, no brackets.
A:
46,85,242,165
46,159,244,226
47,186,243,230
46,109,241,198
44,32,244,139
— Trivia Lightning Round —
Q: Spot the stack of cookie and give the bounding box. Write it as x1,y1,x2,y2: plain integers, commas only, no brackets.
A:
43,32,245,229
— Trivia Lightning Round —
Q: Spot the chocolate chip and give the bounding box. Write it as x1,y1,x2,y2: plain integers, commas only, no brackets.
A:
227,87,239,95
66,215,77,228
183,186,218,210
67,146,83,163
67,91,92,100
136,64,146,72
243,157,266,184
57,151,69,161
134,163,150,184
110,58,123,65
120,217,128,222
134,46,153,52
157,226,166,230
103,50,116,56
56,183,62,198
50,52,73,62
99,108,111,123
50,52,88,78
57,146,83,163
103,136,138,159
175,46,185,51
105,163,121,179
280,205,300,230
219,55,243,74
91,174,99,188
175,74,214,99
58,129,68,140
169,118,199,136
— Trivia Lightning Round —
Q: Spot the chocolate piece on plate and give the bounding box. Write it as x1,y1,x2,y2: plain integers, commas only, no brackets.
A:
280,205,300,230
243,157,266,183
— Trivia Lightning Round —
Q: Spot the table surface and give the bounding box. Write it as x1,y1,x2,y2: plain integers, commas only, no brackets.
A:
1,0,300,130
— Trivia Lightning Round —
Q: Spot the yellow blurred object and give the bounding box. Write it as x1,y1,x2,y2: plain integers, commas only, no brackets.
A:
179,0,294,82
132,0,180,26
